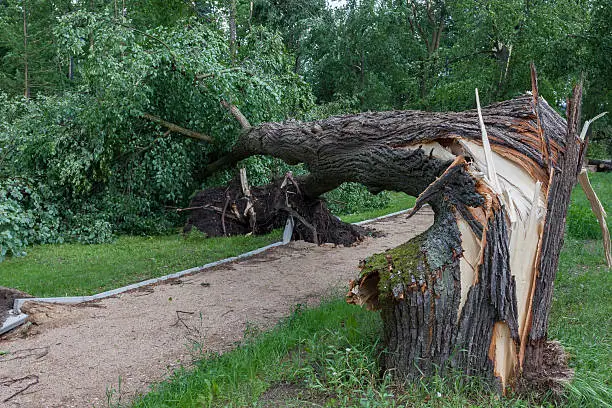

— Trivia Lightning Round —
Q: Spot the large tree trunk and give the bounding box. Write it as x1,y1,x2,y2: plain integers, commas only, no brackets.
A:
204,71,589,393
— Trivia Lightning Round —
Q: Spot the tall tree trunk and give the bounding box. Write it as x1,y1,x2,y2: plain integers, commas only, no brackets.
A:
89,0,95,50
68,55,74,80
22,0,29,99
205,72,589,393
229,0,237,64
406,0,446,99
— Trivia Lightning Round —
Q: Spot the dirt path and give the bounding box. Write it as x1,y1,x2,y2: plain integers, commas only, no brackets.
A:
0,210,433,407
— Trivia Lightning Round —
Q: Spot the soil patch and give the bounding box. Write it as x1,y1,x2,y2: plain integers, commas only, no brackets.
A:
257,381,331,407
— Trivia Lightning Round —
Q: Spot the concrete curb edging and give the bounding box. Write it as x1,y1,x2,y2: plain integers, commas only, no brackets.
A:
1,311,29,334
1,207,414,335
353,208,411,226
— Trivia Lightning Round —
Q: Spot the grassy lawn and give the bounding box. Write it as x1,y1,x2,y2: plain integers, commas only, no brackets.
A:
339,192,415,224
129,173,611,408
0,231,281,297
0,191,414,298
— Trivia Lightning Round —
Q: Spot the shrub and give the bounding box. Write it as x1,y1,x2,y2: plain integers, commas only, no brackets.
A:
325,183,390,216
0,178,62,260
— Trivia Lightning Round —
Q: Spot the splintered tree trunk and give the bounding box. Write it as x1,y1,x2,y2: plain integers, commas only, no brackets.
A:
205,69,590,393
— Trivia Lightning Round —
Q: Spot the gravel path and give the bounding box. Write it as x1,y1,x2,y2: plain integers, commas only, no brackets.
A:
0,210,433,407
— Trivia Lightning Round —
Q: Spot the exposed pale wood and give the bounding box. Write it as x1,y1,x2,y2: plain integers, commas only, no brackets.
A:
221,100,251,130
239,167,251,197
239,167,256,232
456,216,480,316
579,112,607,141
488,322,517,391
475,88,502,193
522,83,586,391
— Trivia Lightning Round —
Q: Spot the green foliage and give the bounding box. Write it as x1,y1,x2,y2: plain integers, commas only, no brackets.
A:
0,0,610,261
301,96,361,121
275,0,608,118
0,178,62,261
0,5,314,256
0,0,69,97
583,0,612,158
250,0,327,73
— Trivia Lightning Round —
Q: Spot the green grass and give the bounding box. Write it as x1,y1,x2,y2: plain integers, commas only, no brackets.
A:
130,289,608,408
128,174,612,408
130,296,525,408
567,171,612,239
129,297,382,408
547,173,612,407
339,192,416,224
0,230,281,297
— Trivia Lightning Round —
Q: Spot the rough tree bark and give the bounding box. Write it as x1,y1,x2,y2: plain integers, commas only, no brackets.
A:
200,68,595,393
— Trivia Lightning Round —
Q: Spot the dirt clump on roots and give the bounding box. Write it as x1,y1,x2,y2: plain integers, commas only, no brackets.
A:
519,340,574,398
184,176,368,246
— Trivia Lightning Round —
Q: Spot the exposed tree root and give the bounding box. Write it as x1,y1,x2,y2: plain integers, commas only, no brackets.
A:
520,340,574,397
183,175,368,246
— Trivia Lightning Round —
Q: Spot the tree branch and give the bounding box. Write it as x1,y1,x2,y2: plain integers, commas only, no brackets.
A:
578,169,612,267
220,100,251,130
194,67,248,81
408,0,430,51
142,113,213,143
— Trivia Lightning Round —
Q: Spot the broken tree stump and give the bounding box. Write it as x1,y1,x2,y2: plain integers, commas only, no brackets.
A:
201,66,597,394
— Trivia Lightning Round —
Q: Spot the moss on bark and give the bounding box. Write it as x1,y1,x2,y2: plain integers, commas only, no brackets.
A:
359,232,428,300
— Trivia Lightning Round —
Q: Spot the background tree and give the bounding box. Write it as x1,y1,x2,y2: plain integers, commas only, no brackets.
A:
0,0,71,97
0,0,608,260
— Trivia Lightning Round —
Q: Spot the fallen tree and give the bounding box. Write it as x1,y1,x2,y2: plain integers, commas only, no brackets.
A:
193,66,607,394
588,158,612,172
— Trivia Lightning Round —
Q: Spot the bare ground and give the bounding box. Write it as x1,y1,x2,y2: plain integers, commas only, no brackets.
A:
0,210,433,408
